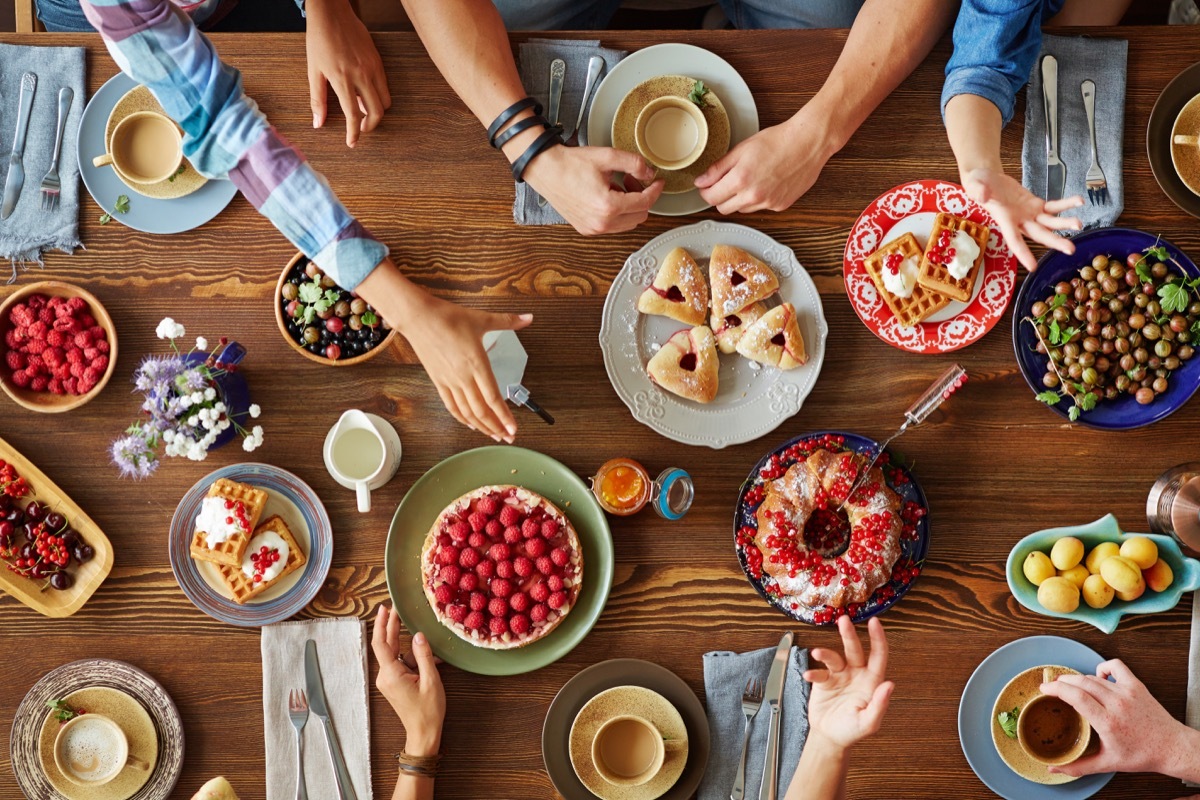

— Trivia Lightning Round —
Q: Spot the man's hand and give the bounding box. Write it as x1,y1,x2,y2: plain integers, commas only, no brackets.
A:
306,0,391,147
805,615,894,749
371,605,445,757
524,145,664,235
960,167,1083,270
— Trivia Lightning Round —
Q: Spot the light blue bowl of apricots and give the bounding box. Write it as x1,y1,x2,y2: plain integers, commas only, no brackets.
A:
1006,514,1200,634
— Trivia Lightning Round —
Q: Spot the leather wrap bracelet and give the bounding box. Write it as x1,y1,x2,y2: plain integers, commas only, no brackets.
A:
511,128,563,183
487,97,542,148
396,749,442,778
493,114,550,151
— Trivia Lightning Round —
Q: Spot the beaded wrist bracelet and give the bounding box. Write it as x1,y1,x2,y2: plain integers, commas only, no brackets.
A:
487,97,542,149
511,128,563,183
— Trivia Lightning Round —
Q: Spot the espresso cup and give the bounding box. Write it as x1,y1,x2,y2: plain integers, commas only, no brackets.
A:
53,713,148,786
633,95,708,171
590,714,683,787
1170,94,1200,195
1016,669,1092,767
92,111,184,193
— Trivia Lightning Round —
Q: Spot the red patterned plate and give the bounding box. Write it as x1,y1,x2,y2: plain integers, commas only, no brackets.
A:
843,180,1018,353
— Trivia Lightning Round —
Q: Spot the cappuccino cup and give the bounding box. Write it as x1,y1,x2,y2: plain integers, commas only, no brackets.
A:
590,714,684,787
53,713,149,786
634,95,708,171
93,111,184,193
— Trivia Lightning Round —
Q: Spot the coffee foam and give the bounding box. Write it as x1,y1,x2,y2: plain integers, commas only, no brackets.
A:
62,717,122,781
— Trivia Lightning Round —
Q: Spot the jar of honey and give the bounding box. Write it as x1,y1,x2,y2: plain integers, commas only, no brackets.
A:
591,458,651,516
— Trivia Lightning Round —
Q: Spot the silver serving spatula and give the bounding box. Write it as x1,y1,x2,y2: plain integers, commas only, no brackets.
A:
483,329,553,424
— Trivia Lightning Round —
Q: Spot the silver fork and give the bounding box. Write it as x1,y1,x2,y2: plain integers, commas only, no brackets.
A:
731,676,764,800
288,689,310,800
1081,79,1108,205
39,87,73,213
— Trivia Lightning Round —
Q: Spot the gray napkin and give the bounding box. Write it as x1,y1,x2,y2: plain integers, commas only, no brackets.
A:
262,617,373,800
1021,34,1127,230
1186,592,1200,787
0,43,85,278
514,38,627,225
698,644,810,800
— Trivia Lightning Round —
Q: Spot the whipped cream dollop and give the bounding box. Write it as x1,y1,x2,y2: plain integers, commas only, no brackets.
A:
945,230,981,280
881,253,920,299
242,530,290,582
195,496,246,545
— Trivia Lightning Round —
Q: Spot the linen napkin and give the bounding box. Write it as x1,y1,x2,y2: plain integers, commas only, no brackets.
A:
1021,34,1128,230
262,617,372,800
698,644,810,800
0,43,85,278
513,38,627,225
1185,591,1200,787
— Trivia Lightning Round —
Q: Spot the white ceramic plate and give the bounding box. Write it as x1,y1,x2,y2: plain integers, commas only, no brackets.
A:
600,220,827,448
587,43,759,216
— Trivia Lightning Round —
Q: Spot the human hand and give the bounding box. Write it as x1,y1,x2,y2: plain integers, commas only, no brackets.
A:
371,605,446,757
523,145,664,235
960,167,1083,271
306,0,391,147
694,113,834,213
804,615,894,750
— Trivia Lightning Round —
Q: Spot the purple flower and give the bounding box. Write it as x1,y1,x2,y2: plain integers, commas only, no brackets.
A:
110,434,158,480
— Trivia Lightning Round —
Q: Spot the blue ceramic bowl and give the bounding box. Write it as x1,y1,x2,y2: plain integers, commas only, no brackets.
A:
1011,227,1200,429
1006,514,1200,634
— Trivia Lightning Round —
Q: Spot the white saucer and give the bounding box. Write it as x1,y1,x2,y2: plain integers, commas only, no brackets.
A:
322,412,402,491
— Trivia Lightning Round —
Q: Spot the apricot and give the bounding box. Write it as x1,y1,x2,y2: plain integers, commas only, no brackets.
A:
1023,551,1056,586
1058,564,1090,589
1115,573,1146,602
1051,537,1085,570
1085,542,1120,574
1119,536,1159,570
1038,576,1081,613
1082,574,1114,609
1100,556,1143,594
1144,559,1175,593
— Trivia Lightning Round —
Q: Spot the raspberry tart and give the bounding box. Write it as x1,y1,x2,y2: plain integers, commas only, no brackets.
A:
422,485,583,649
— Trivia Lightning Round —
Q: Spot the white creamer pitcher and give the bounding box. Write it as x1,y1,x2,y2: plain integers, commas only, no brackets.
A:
322,410,401,512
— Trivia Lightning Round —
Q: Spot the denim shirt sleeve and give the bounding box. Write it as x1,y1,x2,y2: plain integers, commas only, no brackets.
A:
80,0,386,290
941,0,1065,125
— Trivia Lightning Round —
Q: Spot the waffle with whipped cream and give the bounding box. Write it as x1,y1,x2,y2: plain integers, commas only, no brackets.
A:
916,213,989,302
217,515,306,604
190,478,268,567
863,232,951,327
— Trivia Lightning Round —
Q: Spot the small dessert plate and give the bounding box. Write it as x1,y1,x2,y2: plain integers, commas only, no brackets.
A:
844,180,1018,353
991,665,1092,785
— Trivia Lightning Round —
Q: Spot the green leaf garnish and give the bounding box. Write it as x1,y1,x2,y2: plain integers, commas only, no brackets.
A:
115,194,131,215
1160,282,1189,314
360,310,379,327
298,281,324,304
166,164,186,183
1069,405,1081,422
997,707,1019,739
1080,392,1099,412
47,698,80,723
98,212,112,225
687,80,709,108
1035,390,1061,405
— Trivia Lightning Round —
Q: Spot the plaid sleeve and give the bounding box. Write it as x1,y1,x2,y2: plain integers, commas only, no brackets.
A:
80,0,387,290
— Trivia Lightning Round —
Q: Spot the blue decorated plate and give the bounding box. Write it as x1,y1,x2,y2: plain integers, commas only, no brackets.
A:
1012,227,1200,429
959,636,1113,800
169,463,332,627
1007,514,1200,634
733,431,930,625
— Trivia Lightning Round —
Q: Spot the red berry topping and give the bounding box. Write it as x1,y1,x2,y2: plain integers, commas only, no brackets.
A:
448,520,470,542
433,584,453,606
477,495,500,516
489,578,513,599
541,519,560,538
499,505,521,526
530,582,550,603
513,556,533,578
469,592,487,611
489,616,508,636
485,519,502,538
550,547,570,567
475,559,495,579
525,538,548,558
548,591,567,610
509,591,530,612
503,525,522,545
521,519,540,539
468,532,486,549
488,543,510,562
535,556,555,575
509,614,530,635
495,560,514,579
488,597,508,617
464,611,485,630
468,511,488,533
438,564,461,585
458,572,479,592
458,548,481,569
446,604,467,623
436,545,459,565
530,604,549,623
547,574,564,592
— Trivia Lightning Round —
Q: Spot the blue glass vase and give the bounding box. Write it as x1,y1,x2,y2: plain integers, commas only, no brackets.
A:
182,340,250,450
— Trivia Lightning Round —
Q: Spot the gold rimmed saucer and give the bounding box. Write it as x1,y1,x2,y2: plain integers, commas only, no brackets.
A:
568,685,688,800
106,86,207,200
38,686,159,800
991,664,1098,785
612,75,730,195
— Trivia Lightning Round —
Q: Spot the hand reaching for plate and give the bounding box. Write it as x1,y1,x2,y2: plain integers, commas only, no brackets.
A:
524,145,664,235
961,167,1083,271
372,605,446,758
306,0,391,147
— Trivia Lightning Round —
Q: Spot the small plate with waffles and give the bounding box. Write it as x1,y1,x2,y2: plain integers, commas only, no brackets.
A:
168,463,332,627
844,180,1019,353
600,220,828,449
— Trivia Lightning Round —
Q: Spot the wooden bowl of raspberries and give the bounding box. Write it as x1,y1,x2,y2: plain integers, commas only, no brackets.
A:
0,281,118,413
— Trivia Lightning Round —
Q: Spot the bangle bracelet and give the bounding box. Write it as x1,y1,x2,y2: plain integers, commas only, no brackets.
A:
493,115,549,151
511,128,563,183
487,97,542,148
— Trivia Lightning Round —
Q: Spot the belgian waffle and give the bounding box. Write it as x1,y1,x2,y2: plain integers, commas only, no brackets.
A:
217,515,306,605
916,213,989,302
863,232,951,327
189,478,268,567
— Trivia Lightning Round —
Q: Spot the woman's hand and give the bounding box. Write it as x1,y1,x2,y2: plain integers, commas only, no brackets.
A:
805,615,894,749
371,605,446,757
961,167,1083,271
306,0,391,147
523,145,664,235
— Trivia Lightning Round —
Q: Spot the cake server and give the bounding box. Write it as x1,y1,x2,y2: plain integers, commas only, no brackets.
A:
757,631,793,800
484,329,553,424
838,364,967,512
304,639,358,800
1041,55,1065,201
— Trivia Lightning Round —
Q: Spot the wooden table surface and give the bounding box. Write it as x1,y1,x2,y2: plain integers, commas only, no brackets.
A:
0,25,1197,800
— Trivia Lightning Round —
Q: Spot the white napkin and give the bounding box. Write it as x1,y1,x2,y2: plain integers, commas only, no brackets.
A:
1186,592,1200,787
262,617,372,800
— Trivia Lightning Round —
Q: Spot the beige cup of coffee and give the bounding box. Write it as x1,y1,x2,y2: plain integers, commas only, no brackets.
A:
53,713,150,786
92,110,184,193
590,714,684,787
1171,94,1200,195
1016,668,1092,767
634,95,708,171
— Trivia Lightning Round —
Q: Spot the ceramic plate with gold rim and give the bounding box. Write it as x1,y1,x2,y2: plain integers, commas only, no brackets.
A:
990,665,1095,785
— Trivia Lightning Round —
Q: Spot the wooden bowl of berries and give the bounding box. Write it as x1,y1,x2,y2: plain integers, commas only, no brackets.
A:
0,281,118,413
275,252,397,366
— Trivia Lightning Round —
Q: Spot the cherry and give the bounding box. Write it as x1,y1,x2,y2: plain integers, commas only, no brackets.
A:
29,562,48,579
73,544,94,563
4,507,23,524
49,572,72,590
0,520,13,539
61,529,78,549
44,512,65,531
23,501,43,522
0,534,11,549
0,495,11,512
19,544,34,560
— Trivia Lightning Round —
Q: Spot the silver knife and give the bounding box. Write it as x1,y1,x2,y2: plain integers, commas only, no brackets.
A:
563,56,605,144
304,640,358,800
537,59,566,208
1041,55,1064,201
757,631,793,800
2,72,38,220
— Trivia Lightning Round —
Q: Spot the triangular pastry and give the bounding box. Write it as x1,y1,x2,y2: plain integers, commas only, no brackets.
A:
646,326,719,403
637,247,709,326
709,244,780,317
736,303,806,369
712,301,768,354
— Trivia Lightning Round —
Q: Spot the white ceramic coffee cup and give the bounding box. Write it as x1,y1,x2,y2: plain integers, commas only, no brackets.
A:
590,714,684,787
53,713,148,786
92,110,183,192
634,95,709,171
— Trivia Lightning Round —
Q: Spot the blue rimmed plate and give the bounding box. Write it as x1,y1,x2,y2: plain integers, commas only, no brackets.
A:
169,463,332,627
959,636,1114,800
1012,227,1200,429
733,431,930,625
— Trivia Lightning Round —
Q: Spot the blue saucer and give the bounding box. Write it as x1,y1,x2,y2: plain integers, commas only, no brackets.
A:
78,73,239,234
958,636,1114,800
1012,227,1200,429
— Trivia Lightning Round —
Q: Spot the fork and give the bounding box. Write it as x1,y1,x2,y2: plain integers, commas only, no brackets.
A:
39,87,73,213
1081,79,1108,205
731,676,764,800
288,689,310,800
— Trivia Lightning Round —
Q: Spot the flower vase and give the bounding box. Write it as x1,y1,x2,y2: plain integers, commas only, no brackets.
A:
183,340,250,450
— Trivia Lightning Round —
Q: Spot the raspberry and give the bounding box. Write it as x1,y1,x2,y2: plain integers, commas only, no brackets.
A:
530,604,549,623
509,613,530,635
468,511,488,533
63,377,78,396
51,317,78,334
551,547,570,567
72,336,90,355
24,339,45,355
82,367,101,384
499,505,521,526
488,597,508,617
503,525,522,545
36,307,53,325
448,520,469,541
5,351,24,371
42,348,63,369
65,348,83,365
47,378,63,395
458,548,480,569
464,611,485,630
489,616,508,636
66,297,86,314
514,557,533,578
94,340,110,354
536,557,554,575
468,532,485,549
45,330,65,349
526,538,547,558
25,294,45,310
541,519,560,538
29,321,49,340
70,362,85,379
509,591,530,612
495,560,514,579
477,495,500,516
433,584,453,605
458,572,478,592
475,559,495,580
488,543,510,562
446,604,467,623
438,564,461,585
78,378,96,395
469,592,487,611
10,369,29,388
92,355,108,373
53,364,69,381
521,518,540,539
78,313,96,328
436,545,459,565
54,303,72,319
4,330,20,348
530,582,550,603
489,578,513,599
87,326,105,341
548,591,567,610
83,347,99,362
548,575,564,592
29,375,47,392
485,519,502,538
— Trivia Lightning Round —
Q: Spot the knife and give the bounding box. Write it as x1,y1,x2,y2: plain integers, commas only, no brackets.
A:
304,639,358,800
1041,55,1064,201
537,58,566,208
757,631,793,800
2,72,38,220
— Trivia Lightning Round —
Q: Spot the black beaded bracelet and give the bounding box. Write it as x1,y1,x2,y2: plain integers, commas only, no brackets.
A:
493,114,550,151
511,128,563,183
487,97,542,148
